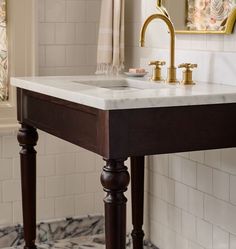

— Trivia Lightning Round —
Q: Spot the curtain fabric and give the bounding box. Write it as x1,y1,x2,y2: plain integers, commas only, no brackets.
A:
187,0,236,31
0,0,7,101
96,0,125,75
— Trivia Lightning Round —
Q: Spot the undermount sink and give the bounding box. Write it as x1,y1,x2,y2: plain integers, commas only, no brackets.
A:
72,78,169,91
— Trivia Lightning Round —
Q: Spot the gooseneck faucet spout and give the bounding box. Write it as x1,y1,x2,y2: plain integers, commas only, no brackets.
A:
157,0,170,17
140,14,178,84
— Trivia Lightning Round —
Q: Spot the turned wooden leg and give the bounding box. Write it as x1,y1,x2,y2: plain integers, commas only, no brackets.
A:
131,156,145,249
101,158,130,249
17,124,38,249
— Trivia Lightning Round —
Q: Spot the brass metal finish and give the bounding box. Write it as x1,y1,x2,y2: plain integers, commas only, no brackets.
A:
224,8,236,34
149,60,166,81
156,0,169,18
140,14,179,84
178,63,198,85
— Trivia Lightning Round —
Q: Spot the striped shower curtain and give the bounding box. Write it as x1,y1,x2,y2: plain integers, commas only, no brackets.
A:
0,0,7,101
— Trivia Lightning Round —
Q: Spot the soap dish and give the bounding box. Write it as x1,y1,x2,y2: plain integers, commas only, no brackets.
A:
124,72,148,77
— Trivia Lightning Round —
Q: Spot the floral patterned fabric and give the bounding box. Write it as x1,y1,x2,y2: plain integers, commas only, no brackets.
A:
187,0,236,30
0,0,7,101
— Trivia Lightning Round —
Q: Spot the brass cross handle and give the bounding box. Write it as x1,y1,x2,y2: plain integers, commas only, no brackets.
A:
178,63,198,85
178,63,198,70
148,60,166,82
149,60,166,67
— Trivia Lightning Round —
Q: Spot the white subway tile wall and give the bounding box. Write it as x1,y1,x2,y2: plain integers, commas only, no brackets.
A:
126,0,236,248
39,0,100,76
147,152,236,249
0,0,103,226
0,130,104,225
0,0,135,228
0,0,102,225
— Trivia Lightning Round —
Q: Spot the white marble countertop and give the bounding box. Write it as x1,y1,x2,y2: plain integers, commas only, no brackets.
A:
10,75,236,110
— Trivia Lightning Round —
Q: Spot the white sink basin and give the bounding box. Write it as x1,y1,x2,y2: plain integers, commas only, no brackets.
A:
72,78,169,91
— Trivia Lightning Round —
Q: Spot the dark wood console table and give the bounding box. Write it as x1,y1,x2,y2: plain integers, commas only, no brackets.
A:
16,88,236,249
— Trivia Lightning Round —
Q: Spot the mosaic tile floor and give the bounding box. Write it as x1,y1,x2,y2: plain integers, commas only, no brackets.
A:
5,234,157,249
31,234,156,249
0,216,157,249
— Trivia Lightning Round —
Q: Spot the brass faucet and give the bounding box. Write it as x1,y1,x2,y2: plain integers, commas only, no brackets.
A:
140,14,178,84
156,0,169,18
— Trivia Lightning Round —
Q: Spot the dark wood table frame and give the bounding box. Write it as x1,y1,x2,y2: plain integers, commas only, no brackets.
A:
16,88,236,249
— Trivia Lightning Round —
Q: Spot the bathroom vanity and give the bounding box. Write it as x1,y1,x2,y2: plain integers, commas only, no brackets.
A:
11,75,236,249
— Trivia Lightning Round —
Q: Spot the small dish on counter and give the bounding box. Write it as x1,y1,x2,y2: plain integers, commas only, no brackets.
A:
124,72,148,77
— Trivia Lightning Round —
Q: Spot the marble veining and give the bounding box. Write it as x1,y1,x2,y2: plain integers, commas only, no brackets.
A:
4,234,157,249
0,216,157,249
37,216,104,243
11,75,236,110
0,216,104,248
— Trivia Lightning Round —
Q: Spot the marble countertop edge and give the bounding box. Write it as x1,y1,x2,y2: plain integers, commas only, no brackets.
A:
10,76,236,110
